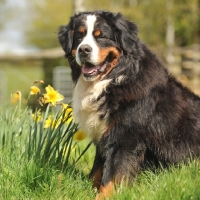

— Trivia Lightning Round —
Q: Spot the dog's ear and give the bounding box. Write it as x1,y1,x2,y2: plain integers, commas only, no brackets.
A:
104,12,139,55
58,21,74,56
58,19,81,83
115,13,140,54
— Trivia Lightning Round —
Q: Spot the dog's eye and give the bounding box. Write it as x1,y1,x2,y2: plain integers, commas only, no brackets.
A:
95,34,108,40
78,37,83,42
75,33,84,42
93,29,101,38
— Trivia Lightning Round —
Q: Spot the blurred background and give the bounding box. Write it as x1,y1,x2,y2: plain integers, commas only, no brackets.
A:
0,0,199,106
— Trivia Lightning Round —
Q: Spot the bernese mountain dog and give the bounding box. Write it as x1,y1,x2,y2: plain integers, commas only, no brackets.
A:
58,10,200,199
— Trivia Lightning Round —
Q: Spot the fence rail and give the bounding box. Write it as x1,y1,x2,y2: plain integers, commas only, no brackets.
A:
168,45,200,95
0,48,64,61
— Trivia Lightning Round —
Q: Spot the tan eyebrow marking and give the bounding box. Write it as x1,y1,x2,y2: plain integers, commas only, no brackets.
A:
94,29,101,37
79,26,86,33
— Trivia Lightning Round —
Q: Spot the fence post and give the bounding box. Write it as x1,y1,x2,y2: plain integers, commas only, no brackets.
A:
53,66,73,104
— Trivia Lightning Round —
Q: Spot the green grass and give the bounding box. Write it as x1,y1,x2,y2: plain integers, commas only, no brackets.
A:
0,146,199,200
0,152,95,199
0,94,200,200
0,103,96,200
112,161,200,200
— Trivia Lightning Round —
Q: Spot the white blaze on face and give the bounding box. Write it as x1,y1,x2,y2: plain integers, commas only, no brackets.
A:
76,15,99,65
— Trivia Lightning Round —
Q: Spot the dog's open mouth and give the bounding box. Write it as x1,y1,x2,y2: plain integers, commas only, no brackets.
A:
81,60,107,77
79,49,120,81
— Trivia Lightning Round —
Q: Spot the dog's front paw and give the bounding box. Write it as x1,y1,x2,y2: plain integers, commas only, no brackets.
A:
95,182,114,200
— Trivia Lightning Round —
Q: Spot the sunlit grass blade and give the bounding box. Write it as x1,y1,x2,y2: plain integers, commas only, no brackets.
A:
74,141,92,164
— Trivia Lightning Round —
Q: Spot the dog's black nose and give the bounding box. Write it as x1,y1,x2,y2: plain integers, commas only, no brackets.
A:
78,44,92,57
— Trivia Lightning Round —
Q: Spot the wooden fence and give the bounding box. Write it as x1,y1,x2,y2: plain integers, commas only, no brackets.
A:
167,45,200,95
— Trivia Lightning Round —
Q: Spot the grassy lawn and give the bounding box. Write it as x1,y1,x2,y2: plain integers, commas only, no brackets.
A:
1,146,200,200
0,153,95,200
0,104,199,200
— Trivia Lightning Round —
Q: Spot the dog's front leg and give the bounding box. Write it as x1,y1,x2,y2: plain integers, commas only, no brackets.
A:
95,144,145,200
89,146,105,190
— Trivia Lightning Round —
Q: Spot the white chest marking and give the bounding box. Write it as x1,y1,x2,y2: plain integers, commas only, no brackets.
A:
72,75,112,142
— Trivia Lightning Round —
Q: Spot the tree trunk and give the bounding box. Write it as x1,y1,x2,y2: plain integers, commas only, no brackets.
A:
74,0,85,14
166,0,175,64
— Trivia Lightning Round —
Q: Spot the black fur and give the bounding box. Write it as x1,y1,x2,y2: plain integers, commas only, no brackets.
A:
58,11,200,191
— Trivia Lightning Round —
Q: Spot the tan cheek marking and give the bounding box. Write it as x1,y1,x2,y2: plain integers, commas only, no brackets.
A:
98,47,120,63
94,29,101,37
98,47,120,78
72,50,76,57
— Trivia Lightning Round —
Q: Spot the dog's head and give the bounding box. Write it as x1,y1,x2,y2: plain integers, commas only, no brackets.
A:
58,11,139,83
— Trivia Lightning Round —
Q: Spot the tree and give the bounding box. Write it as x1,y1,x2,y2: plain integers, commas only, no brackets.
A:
85,0,199,48
174,0,199,46
24,0,199,50
74,0,85,13
25,0,74,49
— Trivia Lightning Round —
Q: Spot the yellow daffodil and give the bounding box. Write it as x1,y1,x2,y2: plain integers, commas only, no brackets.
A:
62,103,73,123
44,115,52,128
73,130,86,141
62,103,69,109
32,109,42,122
66,116,73,124
62,104,73,113
52,118,62,129
43,85,64,106
30,86,40,95
66,107,73,113
11,91,21,104
44,115,61,129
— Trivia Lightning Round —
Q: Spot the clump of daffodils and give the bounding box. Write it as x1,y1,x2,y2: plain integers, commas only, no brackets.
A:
29,80,86,141
42,103,73,129
30,80,64,107
6,80,90,171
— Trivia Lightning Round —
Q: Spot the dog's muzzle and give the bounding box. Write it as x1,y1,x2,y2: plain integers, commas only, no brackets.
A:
78,44,92,62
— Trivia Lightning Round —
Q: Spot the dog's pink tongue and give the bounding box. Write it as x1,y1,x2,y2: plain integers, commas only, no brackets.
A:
81,67,95,74
81,63,98,74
